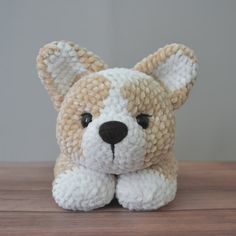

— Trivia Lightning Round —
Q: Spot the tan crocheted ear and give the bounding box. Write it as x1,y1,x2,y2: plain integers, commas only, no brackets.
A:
133,44,198,110
36,41,107,110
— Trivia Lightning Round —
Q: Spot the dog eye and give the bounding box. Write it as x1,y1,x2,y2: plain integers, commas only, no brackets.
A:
81,113,93,128
136,114,150,129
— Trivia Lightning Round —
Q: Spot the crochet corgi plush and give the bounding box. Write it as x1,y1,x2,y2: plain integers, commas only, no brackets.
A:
36,41,198,211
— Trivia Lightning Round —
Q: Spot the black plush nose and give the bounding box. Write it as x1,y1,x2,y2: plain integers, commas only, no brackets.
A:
99,121,128,145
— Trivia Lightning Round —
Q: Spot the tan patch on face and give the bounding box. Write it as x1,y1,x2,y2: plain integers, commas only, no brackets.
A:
121,78,175,167
54,153,74,177
56,75,111,158
150,152,177,181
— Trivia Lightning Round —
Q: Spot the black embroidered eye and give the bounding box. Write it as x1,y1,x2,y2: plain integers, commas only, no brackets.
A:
81,113,92,128
136,114,150,129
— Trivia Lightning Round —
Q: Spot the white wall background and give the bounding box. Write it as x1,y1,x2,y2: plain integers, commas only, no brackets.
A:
0,0,236,161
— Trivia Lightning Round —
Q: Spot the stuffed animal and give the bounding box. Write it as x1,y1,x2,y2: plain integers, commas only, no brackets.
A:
36,41,198,211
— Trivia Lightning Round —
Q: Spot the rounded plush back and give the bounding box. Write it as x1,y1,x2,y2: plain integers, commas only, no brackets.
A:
37,41,198,174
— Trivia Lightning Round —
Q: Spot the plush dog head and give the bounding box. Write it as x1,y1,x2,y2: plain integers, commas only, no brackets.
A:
37,41,198,174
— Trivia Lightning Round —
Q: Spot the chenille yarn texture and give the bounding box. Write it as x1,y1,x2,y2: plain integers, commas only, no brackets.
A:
36,41,198,211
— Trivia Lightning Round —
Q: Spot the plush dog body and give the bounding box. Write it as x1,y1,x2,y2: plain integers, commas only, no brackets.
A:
37,41,198,211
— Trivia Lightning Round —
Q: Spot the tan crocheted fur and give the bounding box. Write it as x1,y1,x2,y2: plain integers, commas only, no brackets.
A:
56,75,111,159
121,78,175,169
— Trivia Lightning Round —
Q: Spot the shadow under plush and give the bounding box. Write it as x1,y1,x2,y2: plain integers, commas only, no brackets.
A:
36,41,198,211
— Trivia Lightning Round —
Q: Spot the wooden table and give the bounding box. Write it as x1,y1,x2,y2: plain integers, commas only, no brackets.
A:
0,162,235,236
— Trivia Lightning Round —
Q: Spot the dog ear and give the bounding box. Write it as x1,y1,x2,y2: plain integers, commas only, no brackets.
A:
133,44,198,110
36,41,107,110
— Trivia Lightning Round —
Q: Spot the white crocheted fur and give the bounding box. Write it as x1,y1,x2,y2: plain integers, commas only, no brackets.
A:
53,166,115,211
116,168,177,210
53,166,176,211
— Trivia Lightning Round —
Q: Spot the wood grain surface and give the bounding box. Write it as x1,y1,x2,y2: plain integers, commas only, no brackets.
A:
0,161,235,235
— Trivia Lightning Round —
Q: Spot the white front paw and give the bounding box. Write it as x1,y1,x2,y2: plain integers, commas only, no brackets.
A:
52,166,115,211
116,169,177,210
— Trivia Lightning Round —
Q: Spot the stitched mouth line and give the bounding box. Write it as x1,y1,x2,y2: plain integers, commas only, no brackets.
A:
111,144,115,160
